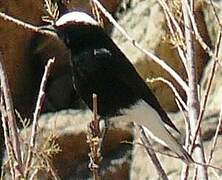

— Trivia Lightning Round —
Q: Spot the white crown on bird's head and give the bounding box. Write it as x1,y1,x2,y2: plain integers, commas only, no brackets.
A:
55,11,99,28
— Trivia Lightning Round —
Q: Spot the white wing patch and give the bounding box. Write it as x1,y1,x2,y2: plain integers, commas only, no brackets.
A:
56,11,98,27
110,100,183,156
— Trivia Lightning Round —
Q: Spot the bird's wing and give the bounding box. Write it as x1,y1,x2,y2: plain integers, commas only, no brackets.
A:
106,45,180,133
93,46,192,161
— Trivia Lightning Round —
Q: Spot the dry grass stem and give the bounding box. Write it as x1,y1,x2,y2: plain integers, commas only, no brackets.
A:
158,0,189,75
42,0,59,24
87,94,102,180
211,169,220,180
184,0,214,59
181,1,207,179
191,30,221,156
175,98,191,149
138,125,168,180
0,52,23,179
90,0,104,27
0,100,15,178
25,58,55,177
209,0,222,27
207,103,222,164
147,77,188,111
0,12,57,38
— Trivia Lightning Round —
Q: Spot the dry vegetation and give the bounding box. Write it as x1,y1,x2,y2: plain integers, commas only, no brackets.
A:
0,0,222,179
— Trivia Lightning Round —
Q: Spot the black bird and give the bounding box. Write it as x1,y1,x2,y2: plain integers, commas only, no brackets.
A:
50,11,192,163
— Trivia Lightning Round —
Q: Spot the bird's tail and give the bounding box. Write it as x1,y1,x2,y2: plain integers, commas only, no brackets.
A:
178,146,193,164
122,100,193,163
142,126,193,164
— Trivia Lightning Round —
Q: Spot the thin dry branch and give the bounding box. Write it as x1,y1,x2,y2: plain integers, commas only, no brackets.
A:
146,77,188,111
211,169,220,180
158,0,189,75
0,12,57,38
184,0,214,60
209,0,222,27
207,103,222,164
87,94,102,180
191,0,222,147
42,0,59,24
138,126,168,180
181,1,207,179
191,30,222,155
0,52,23,179
0,97,15,179
90,0,104,27
24,58,55,177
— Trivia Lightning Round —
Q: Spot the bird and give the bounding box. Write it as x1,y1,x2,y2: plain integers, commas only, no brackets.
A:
46,11,193,163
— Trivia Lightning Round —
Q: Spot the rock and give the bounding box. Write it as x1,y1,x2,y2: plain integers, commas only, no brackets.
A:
1,109,133,179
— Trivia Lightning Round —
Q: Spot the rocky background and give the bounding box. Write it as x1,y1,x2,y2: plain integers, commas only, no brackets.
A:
0,0,222,179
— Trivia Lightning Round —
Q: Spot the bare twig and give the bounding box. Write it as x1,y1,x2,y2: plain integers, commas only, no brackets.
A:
211,169,220,180
191,30,222,155
30,132,61,180
184,0,214,60
209,0,222,27
0,97,15,179
91,0,189,93
24,58,55,177
158,0,189,76
29,169,38,180
188,0,222,166
138,125,168,180
90,0,104,27
207,102,222,164
175,99,190,141
87,94,102,180
147,77,188,111
0,52,23,179
42,0,59,24
0,12,57,38
181,1,208,179
92,94,100,136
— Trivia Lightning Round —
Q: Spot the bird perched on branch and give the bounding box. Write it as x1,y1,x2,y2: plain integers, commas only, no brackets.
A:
45,11,192,163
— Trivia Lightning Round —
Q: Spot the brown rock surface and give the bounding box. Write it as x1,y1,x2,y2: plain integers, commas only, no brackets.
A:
2,110,133,179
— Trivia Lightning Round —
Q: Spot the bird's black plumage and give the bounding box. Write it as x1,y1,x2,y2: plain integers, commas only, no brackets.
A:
58,24,179,131
53,11,192,163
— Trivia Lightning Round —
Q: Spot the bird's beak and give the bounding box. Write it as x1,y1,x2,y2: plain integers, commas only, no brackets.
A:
38,24,57,33
38,25,59,39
